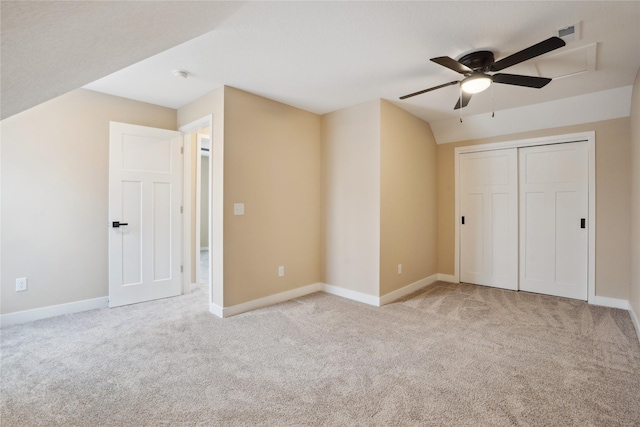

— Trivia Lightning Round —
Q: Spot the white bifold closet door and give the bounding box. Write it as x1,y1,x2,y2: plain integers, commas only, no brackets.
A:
459,149,518,290
519,142,589,300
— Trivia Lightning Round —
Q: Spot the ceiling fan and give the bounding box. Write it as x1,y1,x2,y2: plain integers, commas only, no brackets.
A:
400,37,566,109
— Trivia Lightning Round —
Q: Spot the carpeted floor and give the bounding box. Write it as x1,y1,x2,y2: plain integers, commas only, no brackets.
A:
200,249,209,285
1,281,639,426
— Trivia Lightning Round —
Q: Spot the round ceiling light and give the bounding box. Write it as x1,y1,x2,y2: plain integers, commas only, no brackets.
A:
461,73,492,94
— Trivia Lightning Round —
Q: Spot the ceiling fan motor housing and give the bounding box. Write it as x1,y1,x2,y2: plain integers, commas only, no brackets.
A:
457,51,495,73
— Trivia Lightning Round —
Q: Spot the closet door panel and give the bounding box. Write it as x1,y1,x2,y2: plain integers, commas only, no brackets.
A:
460,149,518,290
519,142,588,300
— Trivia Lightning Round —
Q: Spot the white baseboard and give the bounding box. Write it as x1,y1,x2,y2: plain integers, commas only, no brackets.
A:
211,283,323,318
0,296,109,328
437,273,457,283
379,274,438,306
322,284,380,307
213,276,441,317
14,275,631,330
592,295,630,310
629,304,640,344
209,301,224,318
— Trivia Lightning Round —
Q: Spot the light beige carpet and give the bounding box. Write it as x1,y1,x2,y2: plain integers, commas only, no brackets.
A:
2,282,639,426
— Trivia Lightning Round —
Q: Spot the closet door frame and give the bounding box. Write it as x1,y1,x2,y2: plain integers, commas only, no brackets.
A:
453,131,596,304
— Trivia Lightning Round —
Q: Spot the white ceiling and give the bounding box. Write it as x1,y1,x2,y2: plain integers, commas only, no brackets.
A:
4,1,640,141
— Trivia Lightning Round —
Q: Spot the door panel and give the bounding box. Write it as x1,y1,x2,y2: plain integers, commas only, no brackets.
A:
519,142,588,300
121,180,142,285
460,149,518,290
461,194,484,275
109,122,183,307
492,193,510,277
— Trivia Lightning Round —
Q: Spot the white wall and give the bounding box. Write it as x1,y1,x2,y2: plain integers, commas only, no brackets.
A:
322,100,381,296
1,89,177,314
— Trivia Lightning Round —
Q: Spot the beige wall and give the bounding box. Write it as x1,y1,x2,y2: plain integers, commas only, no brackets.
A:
380,100,438,296
1,89,177,314
322,100,381,296
4,82,636,317
437,117,632,299
630,69,640,318
222,87,322,306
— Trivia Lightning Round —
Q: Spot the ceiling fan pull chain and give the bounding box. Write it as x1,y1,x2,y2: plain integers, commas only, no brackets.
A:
459,84,463,123
491,82,495,118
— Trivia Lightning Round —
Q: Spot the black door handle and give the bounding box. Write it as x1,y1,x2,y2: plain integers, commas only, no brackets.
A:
112,221,129,228
581,218,586,229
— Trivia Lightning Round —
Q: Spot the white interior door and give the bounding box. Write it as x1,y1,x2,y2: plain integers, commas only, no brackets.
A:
460,149,518,290
109,122,183,307
519,142,589,300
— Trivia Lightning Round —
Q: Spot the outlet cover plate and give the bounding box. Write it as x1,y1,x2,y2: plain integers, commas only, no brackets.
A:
16,277,28,292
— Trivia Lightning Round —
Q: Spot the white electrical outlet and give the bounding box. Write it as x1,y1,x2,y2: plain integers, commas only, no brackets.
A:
278,266,285,277
397,264,402,275
16,277,28,292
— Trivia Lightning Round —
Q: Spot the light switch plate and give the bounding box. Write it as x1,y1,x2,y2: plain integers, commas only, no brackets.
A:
233,203,245,216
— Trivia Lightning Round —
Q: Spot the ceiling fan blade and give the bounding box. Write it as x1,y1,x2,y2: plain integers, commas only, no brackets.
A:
454,92,472,110
490,37,566,72
492,73,552,88
399,81,459,100
430,57,472,74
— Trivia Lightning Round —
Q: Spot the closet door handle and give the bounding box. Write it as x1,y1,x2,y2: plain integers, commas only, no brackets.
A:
461,216,465,225
112,221,129,228
580,218,586,229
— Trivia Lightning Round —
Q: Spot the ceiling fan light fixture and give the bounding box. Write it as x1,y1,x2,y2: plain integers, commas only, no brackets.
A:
461,74,492,94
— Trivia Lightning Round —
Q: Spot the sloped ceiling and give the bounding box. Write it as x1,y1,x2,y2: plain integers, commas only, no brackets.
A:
0,1,243,120
3,1,640,143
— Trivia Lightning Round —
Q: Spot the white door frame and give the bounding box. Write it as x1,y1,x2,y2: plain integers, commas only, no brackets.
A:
454,131,596,303
179,115,213,297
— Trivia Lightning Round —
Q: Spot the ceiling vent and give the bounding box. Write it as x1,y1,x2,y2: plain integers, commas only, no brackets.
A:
557,23,581,42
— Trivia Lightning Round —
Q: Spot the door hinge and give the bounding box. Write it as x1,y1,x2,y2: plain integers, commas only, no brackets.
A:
180,206,183,214
180,265,184,273
181,146,184,155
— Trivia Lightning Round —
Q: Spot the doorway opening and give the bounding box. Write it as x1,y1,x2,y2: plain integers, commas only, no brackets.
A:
196,133,211,291
179,115,214,302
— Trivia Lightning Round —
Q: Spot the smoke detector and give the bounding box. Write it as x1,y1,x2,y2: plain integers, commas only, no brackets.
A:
173,70,189,80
